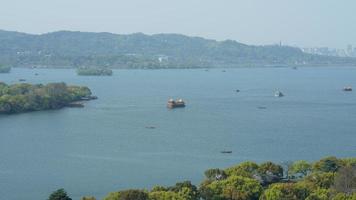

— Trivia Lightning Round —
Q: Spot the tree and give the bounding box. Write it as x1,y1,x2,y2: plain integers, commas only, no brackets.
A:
260,183,310,200
332,166,356,195
313,157,343,173
258,162,284,185
207,175,263,200
225,161,259,178
118,190,148,200
305,172,335,189
48,188,72,200
205,168,227,181
305,188,330,200
290,160,312,178
81,197,96,200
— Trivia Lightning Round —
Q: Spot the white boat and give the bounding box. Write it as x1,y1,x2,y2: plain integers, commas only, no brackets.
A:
275,91,284,97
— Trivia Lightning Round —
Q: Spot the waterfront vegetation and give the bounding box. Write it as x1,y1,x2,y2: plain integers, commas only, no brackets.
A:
49,156,356,200
0,64,11,73
0,82,94,114
77,67,113,76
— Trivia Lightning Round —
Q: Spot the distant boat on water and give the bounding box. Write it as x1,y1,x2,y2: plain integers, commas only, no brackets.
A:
275,91,284,97
167,98,186,109
343,86,352,91
221,150,232,154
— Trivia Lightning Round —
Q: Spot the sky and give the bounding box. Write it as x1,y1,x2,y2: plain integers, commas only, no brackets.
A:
1,0,355,48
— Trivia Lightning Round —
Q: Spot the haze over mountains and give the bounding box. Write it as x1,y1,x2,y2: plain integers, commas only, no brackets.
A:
1,30,355,69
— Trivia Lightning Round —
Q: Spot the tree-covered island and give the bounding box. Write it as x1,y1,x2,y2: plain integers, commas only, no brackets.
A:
0,64,11,73
77,67,113,76
0,82,97,114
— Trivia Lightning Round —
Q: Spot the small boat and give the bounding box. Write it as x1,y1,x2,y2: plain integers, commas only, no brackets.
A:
18,79,26,82
275,91,284,97
235,89,240,93
221,151,232,154
167,98,186,109
222,70,226,72
145,126,156,129
292,66,298,70
343,86,352,92
257,106,267,109
35,73,39,76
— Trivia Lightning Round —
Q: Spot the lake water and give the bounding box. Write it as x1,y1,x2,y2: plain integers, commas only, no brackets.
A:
0,67,355,200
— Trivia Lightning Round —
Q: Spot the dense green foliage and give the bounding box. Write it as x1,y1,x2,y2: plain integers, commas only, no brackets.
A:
0,82,93,114
0,64,11,73
1,30,356,68
77,67,113,76
48,188,72,200
98,157,355,200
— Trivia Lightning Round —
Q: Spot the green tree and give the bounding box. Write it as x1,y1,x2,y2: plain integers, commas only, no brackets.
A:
290,160,312,178
225,162,259,178
313,157,343,173
258,162,284,185
118,190,148,200
305,188,330,200
81,197,96,200
260,183,310,200
48,188,72,200
207,175,263,200
205,168,227,181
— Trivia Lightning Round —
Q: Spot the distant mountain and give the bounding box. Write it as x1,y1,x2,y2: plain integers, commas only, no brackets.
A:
1,30,355,68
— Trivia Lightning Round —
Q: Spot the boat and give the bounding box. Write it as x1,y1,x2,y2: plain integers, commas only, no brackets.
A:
18,79,26,82
167,98,186,108
343,86,352,91
145,126,156,129
275,91,284,97
235,89,240,93
221,151,232,154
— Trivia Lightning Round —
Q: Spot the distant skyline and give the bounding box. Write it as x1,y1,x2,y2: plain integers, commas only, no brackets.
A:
1,0,356,48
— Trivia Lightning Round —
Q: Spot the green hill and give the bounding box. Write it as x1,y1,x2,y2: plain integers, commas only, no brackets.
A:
1,30,355,68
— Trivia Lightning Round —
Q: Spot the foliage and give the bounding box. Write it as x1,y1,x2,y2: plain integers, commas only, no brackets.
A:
77,67,113,76
206,175,263,200
48,188,72,200
205,168,227,181
1,30,356,69
260,182,311,200
313,156,343,173
225,162,259,178
0,82,92,114
332,166,356,195
257,162,284,185
304,172,335,189
98,157,356,200
290,160,312,178
81,197,96,200
305,188,330,200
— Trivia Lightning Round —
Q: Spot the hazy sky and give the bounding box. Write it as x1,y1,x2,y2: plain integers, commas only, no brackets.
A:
1,0,355,48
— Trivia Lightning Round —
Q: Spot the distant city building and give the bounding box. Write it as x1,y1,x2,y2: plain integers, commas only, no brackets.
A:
302,45,356,57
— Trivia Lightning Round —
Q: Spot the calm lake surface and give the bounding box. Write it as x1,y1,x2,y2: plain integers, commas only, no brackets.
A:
0,67,355,200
